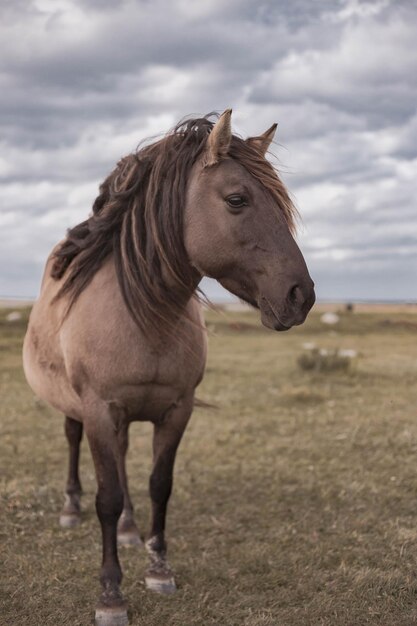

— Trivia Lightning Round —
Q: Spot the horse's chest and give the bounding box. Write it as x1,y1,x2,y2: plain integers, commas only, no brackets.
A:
58,288,208,422
120,356,204,422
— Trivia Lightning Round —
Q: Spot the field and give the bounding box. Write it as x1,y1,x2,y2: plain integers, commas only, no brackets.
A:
1,304,417,625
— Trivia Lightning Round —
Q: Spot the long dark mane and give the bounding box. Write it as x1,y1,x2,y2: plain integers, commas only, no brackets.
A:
51,114,297,334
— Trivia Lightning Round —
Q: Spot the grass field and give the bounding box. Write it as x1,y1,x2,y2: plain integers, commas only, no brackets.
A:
1,305,417,626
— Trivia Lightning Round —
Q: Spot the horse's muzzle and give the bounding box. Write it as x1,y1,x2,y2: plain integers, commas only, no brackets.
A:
259,278,315,331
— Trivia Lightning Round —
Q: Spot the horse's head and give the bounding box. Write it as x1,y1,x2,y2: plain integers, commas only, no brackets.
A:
185,109,315,331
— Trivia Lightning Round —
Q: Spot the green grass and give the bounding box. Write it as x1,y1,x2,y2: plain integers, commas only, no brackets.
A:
1,306,417,625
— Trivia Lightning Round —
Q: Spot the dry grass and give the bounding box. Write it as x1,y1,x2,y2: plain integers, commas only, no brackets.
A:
297,348,355,373
1,306,417,625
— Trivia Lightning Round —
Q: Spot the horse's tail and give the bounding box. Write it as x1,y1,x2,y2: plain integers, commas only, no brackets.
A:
194,397,218,410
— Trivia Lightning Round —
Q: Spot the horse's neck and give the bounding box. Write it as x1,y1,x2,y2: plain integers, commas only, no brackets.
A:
102,256,202,331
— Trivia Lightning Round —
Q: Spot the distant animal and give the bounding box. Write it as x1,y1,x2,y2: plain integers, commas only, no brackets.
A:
23,110,315,625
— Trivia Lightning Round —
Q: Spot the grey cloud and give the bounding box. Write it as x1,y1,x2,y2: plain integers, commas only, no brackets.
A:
0,0,416,300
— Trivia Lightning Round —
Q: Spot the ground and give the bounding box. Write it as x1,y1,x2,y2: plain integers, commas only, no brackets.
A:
1,305,417,626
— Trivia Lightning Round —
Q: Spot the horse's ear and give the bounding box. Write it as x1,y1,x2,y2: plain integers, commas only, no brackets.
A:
247,123,277,156
205,109,232,166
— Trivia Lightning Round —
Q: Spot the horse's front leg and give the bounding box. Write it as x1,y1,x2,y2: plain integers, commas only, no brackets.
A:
145,394,193,595
116,423,142,546
85,414,128,626
59,415,83,528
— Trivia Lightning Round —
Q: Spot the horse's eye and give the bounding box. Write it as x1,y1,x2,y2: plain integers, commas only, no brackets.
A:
226,194,247,212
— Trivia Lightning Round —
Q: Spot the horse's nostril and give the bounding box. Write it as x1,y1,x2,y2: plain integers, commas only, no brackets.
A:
289,284,301,305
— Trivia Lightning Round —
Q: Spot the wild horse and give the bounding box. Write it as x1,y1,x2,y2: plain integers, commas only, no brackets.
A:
23,110,315,625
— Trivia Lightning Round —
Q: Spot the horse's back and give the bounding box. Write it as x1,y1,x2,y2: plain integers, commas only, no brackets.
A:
23,250,207,423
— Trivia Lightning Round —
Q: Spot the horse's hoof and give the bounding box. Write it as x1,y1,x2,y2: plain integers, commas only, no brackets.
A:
145,573,176,595
117,530,143,547
117,515,142,547
59,512,81,528
95,604,129,626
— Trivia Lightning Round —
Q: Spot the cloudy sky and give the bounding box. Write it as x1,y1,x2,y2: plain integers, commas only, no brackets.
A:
1,0,416,302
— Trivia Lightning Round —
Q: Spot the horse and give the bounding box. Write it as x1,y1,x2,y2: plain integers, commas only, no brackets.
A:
23,110,315,625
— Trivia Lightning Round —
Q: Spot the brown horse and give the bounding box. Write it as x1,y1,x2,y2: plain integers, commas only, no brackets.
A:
23,110,315,625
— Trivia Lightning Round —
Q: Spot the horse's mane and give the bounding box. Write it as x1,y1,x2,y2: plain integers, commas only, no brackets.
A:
51,114,297,335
